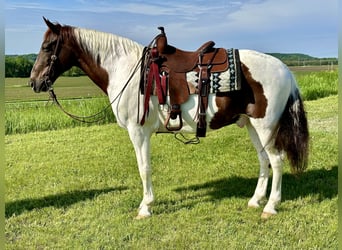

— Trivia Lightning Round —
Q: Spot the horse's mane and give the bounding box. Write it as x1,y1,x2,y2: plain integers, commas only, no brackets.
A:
44,22,143,63
72,26,143,62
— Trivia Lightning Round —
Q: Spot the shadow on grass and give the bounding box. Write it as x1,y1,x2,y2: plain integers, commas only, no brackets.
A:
171,166,337,210
5,186,128,218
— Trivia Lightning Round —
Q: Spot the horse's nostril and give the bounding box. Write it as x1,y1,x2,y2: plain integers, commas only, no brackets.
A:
29,80,39,92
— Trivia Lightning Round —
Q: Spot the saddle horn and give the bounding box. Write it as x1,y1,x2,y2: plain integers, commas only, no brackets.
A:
158,26,165,34
156,26,167,53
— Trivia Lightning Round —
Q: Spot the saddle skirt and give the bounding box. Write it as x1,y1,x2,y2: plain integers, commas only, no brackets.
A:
187,48,242,94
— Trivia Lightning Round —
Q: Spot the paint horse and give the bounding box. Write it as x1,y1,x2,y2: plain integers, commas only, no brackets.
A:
30,18,309,219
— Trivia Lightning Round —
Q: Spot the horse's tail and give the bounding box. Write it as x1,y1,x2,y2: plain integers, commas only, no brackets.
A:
274,76,309,174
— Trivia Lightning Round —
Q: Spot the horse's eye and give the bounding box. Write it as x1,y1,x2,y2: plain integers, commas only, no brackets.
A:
42,44,51,52
42,41,56,52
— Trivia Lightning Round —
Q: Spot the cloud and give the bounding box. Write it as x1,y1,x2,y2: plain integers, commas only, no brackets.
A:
6,2,42,10
73,1,231,19
225,0,338,32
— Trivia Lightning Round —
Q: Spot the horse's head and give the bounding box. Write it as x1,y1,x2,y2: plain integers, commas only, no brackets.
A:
30,17,77,93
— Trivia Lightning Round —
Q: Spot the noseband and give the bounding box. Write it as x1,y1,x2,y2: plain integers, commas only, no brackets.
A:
43,35,62,91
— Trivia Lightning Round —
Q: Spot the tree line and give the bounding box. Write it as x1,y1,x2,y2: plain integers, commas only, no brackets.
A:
5,55,85,77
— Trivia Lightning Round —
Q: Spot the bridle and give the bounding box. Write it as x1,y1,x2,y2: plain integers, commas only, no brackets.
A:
44,34,115,123
43,35,62,92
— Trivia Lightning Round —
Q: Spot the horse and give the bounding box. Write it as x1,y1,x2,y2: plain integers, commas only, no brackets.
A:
30,18,309,219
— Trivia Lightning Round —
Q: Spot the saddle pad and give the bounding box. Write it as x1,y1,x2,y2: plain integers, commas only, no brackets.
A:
209,48,241,93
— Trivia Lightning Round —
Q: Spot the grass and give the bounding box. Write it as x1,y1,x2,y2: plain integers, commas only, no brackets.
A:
5,76,105,102
5,93,337,249
5,98,115,134
294,70,338,100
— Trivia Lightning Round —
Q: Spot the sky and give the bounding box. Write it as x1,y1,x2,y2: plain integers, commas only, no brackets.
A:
5,0,338,58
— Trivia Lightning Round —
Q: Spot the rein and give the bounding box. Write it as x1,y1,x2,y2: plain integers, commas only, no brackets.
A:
48,90,112,123
48,55,143,123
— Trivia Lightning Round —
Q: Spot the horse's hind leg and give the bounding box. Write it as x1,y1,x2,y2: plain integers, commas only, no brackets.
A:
261,145,283,218
247,122,284,218
246,123,270,208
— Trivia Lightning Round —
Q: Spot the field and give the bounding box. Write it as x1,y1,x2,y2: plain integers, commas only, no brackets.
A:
5,69,338,248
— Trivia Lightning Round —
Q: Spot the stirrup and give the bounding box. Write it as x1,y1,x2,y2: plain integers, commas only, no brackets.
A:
165,106,183,131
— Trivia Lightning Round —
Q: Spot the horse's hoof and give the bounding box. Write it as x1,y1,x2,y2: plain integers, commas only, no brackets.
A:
248,198,260,208
261,212,275,219
135,214,151,220
248,204,260,209
248,201,260,208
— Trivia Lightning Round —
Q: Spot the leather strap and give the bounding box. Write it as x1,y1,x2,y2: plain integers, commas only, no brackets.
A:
140,48,167,125
196,54,211,137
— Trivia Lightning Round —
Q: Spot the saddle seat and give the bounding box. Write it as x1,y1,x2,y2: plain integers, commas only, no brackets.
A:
156,32,228,73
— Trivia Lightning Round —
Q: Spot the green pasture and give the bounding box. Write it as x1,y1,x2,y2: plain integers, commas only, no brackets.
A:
5,76,105,102
5,77,112,134
5,70,338,248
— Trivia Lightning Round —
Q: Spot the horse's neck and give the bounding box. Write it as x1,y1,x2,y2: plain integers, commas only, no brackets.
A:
73,28,144,94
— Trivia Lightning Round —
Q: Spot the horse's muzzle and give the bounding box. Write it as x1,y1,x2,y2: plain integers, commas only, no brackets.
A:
29,78,51,93
29,80,39,93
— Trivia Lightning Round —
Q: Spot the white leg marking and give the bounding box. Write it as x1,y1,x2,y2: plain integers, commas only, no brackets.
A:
262,146,283,217
127,126,154,218
246,123,270,208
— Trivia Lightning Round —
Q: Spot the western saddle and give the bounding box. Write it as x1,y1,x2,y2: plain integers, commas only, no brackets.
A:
141,27,230,137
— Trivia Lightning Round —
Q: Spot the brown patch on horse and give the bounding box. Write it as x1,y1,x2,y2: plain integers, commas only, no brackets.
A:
241,64,267,118
76,52,109,94
66,27,109,94
51,24,109,94
209,92,246,129
209,63,268,130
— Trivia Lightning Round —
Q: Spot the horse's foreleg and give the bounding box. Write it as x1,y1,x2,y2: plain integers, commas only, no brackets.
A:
127,126,154,219
246,123,270,208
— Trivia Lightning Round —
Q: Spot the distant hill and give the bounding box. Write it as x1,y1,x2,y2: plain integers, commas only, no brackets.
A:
267,53,316,61
266,53,337,66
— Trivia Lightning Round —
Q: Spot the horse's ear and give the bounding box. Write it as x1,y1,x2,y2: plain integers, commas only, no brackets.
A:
43,17,60,35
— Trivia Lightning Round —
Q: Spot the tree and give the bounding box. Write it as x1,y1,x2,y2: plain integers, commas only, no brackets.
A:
5,56,34,77
5,55,86,77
